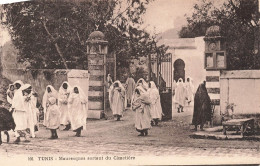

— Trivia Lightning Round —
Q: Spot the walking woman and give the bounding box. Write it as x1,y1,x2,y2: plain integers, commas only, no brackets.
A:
68,86,87,137
173,78,187,113
11,84,32,143
132,86,152,136
59,81,71,130
185,77,195,105
42,85,60,139
109,80,126,121
192,81,212,131
22,84,39,138
148,81,162,126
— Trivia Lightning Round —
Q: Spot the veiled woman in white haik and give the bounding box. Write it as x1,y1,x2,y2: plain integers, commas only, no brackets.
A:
132,86,152,136
109,80,126,121
185,76,195,104
12,84,36,142
173,78,187,113
58,81,71,130
68,86,87,137
42,85,60,139
147,81,162,126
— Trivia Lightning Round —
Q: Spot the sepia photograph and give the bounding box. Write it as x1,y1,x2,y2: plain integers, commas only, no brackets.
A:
0,0,260,165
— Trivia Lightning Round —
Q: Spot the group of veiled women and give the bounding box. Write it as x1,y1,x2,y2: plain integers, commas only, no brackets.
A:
2,80,87,144
109,75,163,136
173,77,195,113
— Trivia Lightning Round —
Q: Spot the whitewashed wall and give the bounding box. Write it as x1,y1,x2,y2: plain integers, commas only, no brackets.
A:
220,70,260,115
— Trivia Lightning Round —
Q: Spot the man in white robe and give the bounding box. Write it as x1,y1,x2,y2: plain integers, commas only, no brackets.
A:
68,86,87,137
58,81,71,130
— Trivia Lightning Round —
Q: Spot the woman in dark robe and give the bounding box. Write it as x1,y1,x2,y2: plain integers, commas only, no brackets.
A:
0,106,16,145
192,81,211,131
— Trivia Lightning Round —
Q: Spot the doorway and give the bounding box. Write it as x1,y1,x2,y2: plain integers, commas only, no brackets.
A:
173,59,185,82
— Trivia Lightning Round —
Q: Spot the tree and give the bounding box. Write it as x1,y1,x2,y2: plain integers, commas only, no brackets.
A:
179,0,260,70
0,0,158,70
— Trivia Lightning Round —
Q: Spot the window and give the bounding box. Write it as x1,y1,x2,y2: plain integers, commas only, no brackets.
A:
205,51,226,69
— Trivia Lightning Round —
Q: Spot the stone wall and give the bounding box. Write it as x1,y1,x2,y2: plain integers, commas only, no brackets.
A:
2,69,68,102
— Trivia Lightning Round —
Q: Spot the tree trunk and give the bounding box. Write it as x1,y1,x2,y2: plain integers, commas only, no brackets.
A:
43,21,68,69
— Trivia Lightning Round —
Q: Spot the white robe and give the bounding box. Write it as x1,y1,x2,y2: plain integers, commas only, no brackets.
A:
42,85,60,129
11,86,27,131
148,81,162,120
68,86,87,131
132,87,152,130
24,92,38,136
109,81,125,116
58,81,71,125
185,77,195,102
173,78,187,107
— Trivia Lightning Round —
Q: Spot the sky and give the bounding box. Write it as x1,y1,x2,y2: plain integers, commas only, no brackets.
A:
143,0,196,34
0,0,197,33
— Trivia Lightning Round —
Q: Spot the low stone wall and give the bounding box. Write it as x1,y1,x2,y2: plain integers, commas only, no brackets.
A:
2,69,68,102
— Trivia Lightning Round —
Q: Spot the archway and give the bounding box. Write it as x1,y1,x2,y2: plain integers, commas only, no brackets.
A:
173,59,185,82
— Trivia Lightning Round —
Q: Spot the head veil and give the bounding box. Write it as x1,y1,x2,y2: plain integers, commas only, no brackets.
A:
59,81,71,94
176,78,184,86
42,85,58,112
136,78,148,90
69,85,87,102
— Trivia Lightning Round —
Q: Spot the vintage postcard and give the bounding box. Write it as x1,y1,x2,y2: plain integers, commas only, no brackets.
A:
0,0,260,165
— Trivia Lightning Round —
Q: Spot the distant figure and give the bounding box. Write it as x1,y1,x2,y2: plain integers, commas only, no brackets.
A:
107,74,113,89
132,86,152,136
172,80,177,96
6,84,15,105
185,77,195,105
192,81,211,131
42,85,60,139
148,81,162,126
125,74,136,107
173,78,187,113
0,107,16,145
109,81,126,121
68,86,87,137
59,81,71,130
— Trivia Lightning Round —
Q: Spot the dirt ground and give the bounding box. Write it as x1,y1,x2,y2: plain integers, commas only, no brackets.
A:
1,109,260,157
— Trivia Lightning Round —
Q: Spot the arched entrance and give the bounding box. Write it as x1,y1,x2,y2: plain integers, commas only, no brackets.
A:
173,59,185,82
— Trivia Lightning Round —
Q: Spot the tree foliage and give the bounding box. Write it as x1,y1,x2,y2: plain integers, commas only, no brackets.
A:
179,0,260,70
0,0,167,70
